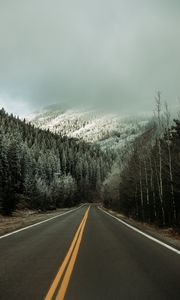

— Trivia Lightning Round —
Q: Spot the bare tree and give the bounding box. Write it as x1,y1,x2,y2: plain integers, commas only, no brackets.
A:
164,102,176,223
144,159,150,221
139,160,144,221
149,155,157,220
155,92,165,225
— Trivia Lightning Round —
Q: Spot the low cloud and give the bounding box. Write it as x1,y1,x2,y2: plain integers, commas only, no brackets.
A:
0,0,180,116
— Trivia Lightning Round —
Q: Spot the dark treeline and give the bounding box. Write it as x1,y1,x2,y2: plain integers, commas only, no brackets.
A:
103,98,180,229
0,108,113,215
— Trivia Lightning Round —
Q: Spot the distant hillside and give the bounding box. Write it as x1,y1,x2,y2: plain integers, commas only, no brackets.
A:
26,105,152,150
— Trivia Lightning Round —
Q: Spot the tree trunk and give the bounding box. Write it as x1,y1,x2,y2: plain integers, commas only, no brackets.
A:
139,165,144,221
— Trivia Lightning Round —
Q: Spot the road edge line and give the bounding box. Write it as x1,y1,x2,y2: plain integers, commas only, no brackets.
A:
0,204,86,240
98,206,180,255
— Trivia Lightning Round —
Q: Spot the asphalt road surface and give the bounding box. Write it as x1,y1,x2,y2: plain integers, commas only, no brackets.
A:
0,204,179,300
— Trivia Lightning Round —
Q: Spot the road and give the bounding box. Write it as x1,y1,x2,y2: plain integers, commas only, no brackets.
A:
0,204,179,300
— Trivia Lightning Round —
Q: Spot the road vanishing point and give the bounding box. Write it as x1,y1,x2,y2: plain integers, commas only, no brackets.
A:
0,204,179,300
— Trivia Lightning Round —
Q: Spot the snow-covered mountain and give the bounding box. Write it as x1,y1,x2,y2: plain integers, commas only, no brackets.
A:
26,104,151,150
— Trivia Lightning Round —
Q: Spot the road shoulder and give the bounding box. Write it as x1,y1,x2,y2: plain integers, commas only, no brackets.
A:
99,206,180,252
0,205,83,237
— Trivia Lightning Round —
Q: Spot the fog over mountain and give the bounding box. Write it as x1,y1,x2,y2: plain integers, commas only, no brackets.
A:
26,103,151,152
0,0,180,116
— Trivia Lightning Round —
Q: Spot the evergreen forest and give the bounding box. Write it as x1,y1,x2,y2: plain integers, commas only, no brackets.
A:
0,108,113,215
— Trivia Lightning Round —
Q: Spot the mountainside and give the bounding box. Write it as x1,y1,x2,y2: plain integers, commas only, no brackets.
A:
26,104,151,149
0,108,113,214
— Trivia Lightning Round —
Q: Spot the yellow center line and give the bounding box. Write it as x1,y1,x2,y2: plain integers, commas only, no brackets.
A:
44,206,90,300
55,207,90,300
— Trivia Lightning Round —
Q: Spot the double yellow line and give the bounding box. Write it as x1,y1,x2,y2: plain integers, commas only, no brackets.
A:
44,206,90,300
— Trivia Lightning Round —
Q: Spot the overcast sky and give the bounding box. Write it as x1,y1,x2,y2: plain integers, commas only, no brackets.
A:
0,0,180,116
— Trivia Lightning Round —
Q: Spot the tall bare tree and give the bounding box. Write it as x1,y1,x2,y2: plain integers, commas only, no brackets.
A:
155,92,165,224
164,102,176,223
